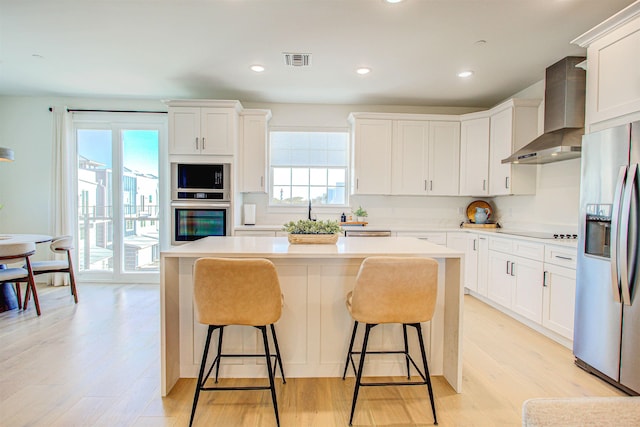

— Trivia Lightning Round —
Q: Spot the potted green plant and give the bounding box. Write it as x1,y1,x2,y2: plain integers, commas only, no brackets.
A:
283,219,341,244
352,206,368,222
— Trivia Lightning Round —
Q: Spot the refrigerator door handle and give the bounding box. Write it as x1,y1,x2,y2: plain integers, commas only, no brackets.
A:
620,163,638,306
610,165,627,304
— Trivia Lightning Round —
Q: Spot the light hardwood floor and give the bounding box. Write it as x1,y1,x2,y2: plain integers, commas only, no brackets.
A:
0,283,624,426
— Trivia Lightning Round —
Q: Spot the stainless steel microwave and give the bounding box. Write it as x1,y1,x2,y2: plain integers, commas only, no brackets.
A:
171,163,231,201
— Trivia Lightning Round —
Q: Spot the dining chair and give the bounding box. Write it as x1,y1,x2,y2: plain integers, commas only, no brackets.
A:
28,235,78,304
189,257,286,427
342,256,439,426
0,242,40,315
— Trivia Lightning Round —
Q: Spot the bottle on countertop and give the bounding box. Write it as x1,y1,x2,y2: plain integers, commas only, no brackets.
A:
340,212,346,222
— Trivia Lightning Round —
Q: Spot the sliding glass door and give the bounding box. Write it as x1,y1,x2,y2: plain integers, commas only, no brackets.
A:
75,113,166,282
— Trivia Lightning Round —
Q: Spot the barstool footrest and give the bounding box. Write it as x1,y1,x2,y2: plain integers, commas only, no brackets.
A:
346,350,428,382
201,385,272,391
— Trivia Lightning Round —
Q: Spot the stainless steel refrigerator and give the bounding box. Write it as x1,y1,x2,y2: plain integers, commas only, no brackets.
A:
574,121,639,395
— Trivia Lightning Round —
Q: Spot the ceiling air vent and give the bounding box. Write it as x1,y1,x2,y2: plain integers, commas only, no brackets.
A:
283,52,312,67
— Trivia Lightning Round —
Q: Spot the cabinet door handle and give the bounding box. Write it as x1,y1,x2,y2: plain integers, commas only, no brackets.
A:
202,137,205,149
260,176,264,188
505,176,510,189
510,262,516,276
473,239,477,251
543,271,548,287
506,260,511,275
555,255,573,261
195,137,199,150
424,180,427,191
356,178,359,190
483,179,486,191
430,180,433,191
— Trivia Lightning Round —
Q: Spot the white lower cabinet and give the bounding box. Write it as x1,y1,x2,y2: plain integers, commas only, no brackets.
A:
542,264,576,340
487,237,545,323
476,235,489,297
447,232,479,292
481,235,577,346
398,231,447,246
487,250,514,308
510,256,544,324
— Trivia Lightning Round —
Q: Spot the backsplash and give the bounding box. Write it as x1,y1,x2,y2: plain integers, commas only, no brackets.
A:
241,159,581,232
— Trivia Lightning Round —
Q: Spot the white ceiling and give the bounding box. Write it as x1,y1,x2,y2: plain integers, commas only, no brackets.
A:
0,0,635,108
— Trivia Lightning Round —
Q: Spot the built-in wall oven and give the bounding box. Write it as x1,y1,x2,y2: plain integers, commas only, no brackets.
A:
170,162,232,245
171,202,231,245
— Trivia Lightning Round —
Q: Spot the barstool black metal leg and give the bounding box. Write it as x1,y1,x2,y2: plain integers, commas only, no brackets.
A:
214,326,224,383
190,325,214,427
270,324,286,383
349,323,372,426
342,321,359,379
415,323,438,425
260,326,280,427
403,323,411,379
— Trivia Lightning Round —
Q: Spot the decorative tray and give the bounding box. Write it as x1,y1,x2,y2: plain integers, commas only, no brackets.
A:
466,200,493,223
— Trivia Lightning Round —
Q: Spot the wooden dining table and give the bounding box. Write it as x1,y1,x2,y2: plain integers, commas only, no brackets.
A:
0,234,53,312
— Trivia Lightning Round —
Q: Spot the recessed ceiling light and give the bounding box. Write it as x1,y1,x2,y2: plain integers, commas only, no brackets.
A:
356,67,371,75
457,70,474,78
385,0,404,3
250,65,265,72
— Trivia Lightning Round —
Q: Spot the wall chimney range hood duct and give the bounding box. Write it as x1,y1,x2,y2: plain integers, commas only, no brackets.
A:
502,56,586,164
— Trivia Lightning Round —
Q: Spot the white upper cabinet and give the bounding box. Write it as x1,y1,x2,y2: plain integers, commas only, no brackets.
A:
488,99,540,195
393,120,430,195
239,109,271,193
350,117,393,195
350,113,459,196
167,100,241,156
459,114,490,196
428,121,460,195
572,3,640,130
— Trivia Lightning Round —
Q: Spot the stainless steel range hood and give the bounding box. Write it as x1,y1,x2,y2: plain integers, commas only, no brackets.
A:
502,56,586,164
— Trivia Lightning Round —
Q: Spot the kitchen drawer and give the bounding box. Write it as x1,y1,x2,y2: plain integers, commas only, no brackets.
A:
396,231,446,245
545,244,577,269
489,237,513,253
512,240,544,262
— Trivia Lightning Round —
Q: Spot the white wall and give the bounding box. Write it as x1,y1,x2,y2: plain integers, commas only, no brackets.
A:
491,159,581,233
0,96,166,239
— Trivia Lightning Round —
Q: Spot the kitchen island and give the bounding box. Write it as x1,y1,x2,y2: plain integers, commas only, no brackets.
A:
160,236,463,396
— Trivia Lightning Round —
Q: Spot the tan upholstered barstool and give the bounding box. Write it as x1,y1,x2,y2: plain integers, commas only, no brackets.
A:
342,256,439,426
189,258,286,427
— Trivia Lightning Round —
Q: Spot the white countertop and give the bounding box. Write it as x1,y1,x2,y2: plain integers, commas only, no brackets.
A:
234,224,579,248
162,236,462,259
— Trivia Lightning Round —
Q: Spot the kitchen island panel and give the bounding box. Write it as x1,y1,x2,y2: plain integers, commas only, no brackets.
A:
161,237,463,396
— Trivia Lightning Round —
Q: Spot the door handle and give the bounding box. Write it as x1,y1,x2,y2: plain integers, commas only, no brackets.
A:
619,163,638,305
430,180,433,191
424,180,427,191
543,271,548,287
610,165,627,304
202,137,205,149
505,176,509,189
506,260,511,275
473,239,477,251
195,137,199,150
510,262,516,276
